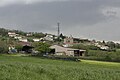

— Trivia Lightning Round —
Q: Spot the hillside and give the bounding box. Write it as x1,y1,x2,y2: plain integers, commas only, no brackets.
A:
0,54,120,80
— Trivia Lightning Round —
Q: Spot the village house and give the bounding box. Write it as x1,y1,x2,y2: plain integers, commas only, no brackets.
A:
50,45,86,57
44,34,54,41
14,36,22,39
100,46,109,50
64,35,74,44
63,35,74,47
26,33,33,36
94,43,109,50
33,39,40,42
113,41,120,44
19,38,28,42
63,35,82,47
40,38,44,41
8,32,18,37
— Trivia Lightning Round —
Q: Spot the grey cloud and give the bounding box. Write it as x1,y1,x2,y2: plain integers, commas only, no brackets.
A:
0,1,104,27
0,0,120,40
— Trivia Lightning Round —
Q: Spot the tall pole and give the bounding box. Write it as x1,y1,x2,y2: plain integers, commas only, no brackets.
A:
57,22,60,44
58,22,60,38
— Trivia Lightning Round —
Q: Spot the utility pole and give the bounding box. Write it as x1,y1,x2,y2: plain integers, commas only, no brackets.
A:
57,22,60,38
57,22,60,44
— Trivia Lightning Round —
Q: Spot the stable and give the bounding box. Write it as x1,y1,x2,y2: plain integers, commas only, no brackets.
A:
50,45,86,57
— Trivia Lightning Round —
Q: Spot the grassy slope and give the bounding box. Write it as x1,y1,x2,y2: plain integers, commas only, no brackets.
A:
0,55,120,80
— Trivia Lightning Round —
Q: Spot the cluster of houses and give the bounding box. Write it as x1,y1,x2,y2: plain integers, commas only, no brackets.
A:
63,35,110,50
7,32,86,57
7,32,111,57
8,32,55,42
8,32,27,42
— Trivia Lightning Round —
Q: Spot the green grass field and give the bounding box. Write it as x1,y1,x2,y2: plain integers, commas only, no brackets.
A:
0,54,120,80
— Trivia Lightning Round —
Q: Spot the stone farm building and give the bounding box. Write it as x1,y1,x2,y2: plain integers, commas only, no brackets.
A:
50,45,86,57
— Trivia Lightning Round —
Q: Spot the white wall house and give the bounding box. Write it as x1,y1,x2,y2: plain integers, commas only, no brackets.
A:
26,33,33,36
100,46,109,50
14,36,22,39
19,38,28,42
33,39,40,42
44,34,54,41
8,32,17,37
95,43,109,50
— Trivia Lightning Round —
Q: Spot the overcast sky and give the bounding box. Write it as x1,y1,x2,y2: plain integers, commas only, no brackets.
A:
0,0,120,41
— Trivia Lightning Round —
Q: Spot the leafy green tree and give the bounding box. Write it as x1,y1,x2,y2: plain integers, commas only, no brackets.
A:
0,28,9,37
72,44,87,50
60,33,65,39
15,44,23,52
33,42,51,55
28,38,34,42
72,44,100,50
0,41,9,53
33,32,45,38
106,41,115,49
102,40,106,45
87,45,100,50
115,43,120,49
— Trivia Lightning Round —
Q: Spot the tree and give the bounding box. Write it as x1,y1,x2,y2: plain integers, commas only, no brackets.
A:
60,33,65,39
115,43,120,49
28,38,34,42
106,41,115,49
102,40,106,45
33,32,45,38
15,44,23,52
0,41,9,53
33,42,51,55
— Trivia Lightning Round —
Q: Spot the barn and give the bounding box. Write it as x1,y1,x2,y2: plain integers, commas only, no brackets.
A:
50,45,86,57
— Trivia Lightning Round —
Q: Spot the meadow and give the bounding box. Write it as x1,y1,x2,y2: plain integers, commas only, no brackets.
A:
0,54,120,80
